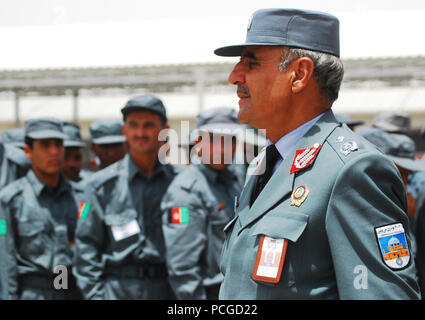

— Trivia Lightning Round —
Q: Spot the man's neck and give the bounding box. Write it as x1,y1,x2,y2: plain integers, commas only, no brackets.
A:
130,150,159,178
32,168,60,188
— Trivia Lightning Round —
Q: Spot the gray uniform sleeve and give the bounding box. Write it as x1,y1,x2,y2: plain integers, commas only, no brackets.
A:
161,183,208,300
73,183,106,300
0,198,18,299
326,153,421,299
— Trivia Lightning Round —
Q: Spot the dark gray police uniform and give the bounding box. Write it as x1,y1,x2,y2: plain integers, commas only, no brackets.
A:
0,118,82,300
161,107,243,299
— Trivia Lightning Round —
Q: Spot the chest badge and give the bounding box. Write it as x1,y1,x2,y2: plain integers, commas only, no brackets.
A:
290,143,321,174
290,185,309,207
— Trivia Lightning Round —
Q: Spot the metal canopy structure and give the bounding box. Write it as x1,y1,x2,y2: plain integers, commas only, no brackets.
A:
0,55,424,126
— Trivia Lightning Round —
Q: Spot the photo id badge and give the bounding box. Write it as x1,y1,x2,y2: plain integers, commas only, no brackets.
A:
252,235,288,283
111,219,140,242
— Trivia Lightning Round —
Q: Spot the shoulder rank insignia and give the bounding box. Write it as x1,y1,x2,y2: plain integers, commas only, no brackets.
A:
290,186,309,207
375,223,410,270
290,143,321,174
340,141,358,156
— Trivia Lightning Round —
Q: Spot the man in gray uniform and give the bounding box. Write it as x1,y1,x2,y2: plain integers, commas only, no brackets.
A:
0,118,82,299
161,107,243,299
214,8,420,299
89,119,127,171
0,129,30,190
1,128,25,149
62,122,92,183
74,95,179,299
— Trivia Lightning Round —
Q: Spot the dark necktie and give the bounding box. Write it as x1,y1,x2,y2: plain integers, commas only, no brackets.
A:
250,144,281,206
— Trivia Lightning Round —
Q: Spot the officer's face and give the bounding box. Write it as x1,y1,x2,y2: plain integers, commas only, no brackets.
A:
91,143,127,168
62,147,83,181
196,133,237,171
228,46,291,130
25,138,64,176
122,111,168,156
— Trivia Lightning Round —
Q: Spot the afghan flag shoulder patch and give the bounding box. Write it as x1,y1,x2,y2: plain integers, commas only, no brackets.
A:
78,202,91,219
0,219,7,235
171,206,189,224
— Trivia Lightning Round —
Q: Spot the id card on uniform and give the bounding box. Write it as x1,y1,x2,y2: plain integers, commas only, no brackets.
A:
111,219,140,241
252,235,288,283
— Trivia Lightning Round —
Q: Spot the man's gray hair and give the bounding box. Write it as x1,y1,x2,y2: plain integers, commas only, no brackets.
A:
279,48,344,106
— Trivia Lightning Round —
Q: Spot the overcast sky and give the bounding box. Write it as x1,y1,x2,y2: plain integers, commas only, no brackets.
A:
1,0,424,69
2,0,425,26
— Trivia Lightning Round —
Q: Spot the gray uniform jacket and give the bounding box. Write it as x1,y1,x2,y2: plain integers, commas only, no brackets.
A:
0,170,81,300
219,110,421,300
161,163,243,299
0,143,30,190
73,154,179,300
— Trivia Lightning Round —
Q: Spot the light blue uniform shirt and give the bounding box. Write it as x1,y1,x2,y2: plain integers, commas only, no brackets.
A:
269,112,325,173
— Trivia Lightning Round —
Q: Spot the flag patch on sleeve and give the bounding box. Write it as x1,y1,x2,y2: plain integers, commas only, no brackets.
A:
171,207,189,224
78,202,91,219
375,223,410,270
0,219,6,235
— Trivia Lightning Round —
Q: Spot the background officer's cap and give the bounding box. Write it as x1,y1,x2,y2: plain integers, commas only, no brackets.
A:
63,122,85,148
358,127,425,172
89,119,126,145
1,128,25,148
196,107,241,135
335,113,364,128
121,95,167,123
214,8,340,57
372,111,411,134
24,117,67,140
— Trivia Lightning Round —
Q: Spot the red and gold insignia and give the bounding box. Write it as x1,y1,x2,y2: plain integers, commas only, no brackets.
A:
290,143,321,174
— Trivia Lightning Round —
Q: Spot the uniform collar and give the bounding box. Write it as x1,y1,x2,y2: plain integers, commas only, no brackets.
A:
27,169,71,197
127,153,167,182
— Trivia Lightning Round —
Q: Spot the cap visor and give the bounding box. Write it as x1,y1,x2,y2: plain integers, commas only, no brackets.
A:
391,156,425,172
64,140,85,148
27,130,68,140
214,42,280,57
92,135,126,145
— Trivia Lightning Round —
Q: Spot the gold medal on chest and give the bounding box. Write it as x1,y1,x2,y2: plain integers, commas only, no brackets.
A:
290,185,309,207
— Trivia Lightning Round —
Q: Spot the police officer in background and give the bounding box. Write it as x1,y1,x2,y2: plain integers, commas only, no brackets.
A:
214,8,420,299
62,122,92,183
0,118,82,299
1,128,25,149
0,129,30,190
89,119,127,171
74,95,179,300
161,107,243,299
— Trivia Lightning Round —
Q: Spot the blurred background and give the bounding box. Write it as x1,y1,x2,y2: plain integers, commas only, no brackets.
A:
1,0,425,163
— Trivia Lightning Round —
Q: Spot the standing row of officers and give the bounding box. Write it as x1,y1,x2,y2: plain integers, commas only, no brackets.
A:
2,7,425,300
0,95,248,299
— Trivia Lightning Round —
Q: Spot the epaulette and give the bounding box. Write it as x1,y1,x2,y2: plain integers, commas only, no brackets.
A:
89,162,121,190
0,179,24,204
326,124,371,164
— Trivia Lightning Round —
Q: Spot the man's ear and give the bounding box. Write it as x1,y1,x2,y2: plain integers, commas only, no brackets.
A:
23,144,32,160
291,57,315,94
194,136,202,157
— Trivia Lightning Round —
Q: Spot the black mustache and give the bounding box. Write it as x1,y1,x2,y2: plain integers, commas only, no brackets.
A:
237,85,250,95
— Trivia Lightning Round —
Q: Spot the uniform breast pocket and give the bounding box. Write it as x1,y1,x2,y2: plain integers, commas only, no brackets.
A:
250,212,308,286
104,209,141,250
17,220,49,259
